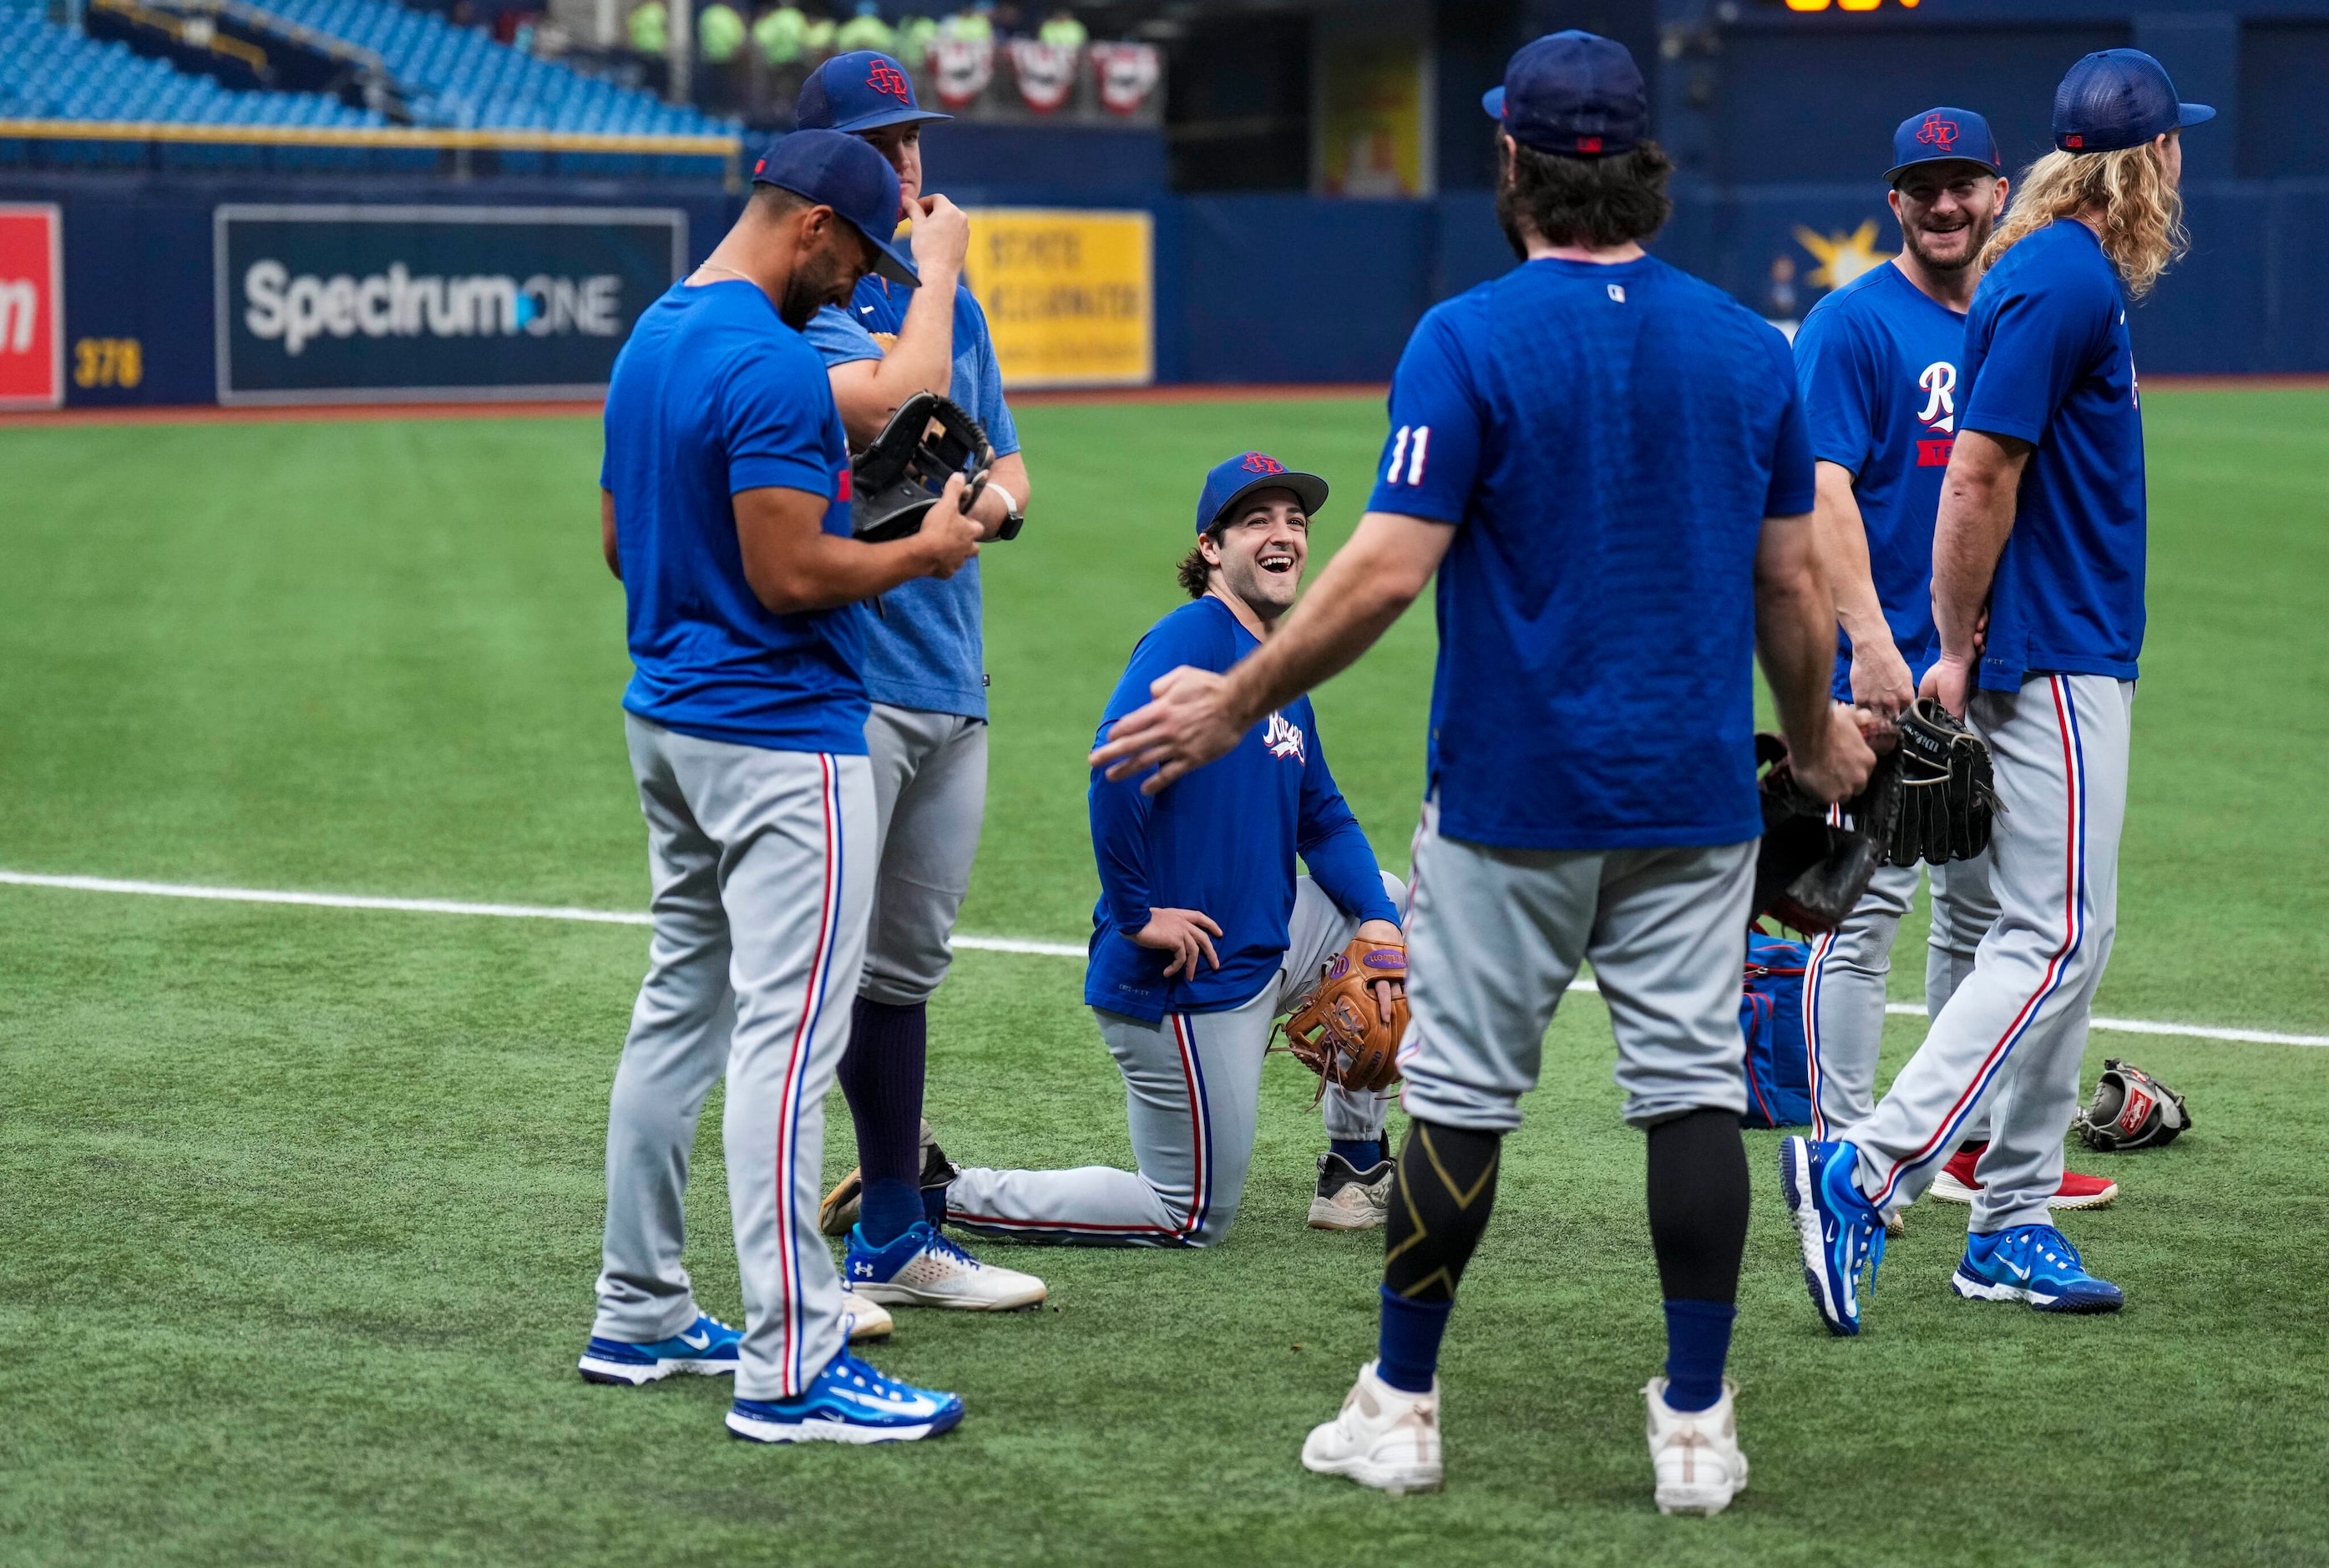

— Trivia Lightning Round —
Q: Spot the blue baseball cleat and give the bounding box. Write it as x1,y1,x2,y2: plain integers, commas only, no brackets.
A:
845,1220,1047,1312
577,1312,742,1386
1952,1224,2124,1313
1779,1136,1886,1337
726,1350,964,1445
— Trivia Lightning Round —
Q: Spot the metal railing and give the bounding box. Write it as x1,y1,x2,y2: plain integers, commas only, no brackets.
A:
0,117,744,183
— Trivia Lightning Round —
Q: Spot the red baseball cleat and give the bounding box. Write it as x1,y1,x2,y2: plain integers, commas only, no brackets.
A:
1928,1142,2119,1210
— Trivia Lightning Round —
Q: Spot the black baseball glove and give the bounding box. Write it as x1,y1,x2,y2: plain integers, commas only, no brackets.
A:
1750,733,1901,933
850,390,995,544
2073,1059,2193,1151
1888,698,2001,867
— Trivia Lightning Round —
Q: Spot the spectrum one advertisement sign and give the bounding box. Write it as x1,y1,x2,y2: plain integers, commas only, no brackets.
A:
215,205,686,404
0,203,64,410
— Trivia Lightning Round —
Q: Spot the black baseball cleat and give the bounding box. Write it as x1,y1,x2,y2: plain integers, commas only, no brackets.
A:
1308,1152,1395,1231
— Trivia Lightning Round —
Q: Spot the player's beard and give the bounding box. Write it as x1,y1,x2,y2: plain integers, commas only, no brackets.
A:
779,240,859,329
1901,211,1993,276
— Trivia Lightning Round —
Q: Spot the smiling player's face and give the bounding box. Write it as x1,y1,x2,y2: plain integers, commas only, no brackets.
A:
1204,489,1310,623
1890,162,2005,273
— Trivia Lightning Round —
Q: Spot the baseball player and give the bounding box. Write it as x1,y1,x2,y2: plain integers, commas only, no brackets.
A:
778,52,1048,1316
1783,49,2210,1330
578,129,983,1444
1092,33,1873,1510
930,452,1410,1246
1794,108,2116,1222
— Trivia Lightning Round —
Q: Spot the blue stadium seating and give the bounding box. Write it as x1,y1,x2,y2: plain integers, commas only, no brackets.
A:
0,0,731,142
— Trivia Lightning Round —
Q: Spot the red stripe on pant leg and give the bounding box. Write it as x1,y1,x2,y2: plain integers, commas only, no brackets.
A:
1172,1014,1208,1239
1804,928,1836,1140
772,754,838,1394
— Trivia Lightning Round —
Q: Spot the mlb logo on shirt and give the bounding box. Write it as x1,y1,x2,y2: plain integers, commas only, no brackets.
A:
0,204,64,410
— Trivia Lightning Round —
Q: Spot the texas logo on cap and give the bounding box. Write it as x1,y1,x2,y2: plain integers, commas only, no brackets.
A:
1240,452,1288,475
1915,113,1959,152
868,58,910,102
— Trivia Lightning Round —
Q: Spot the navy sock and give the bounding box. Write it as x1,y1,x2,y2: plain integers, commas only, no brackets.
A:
838,998,927,1246
1661,1298,1737,1413
1331,1138,1384,1169
1376,1284,1454,1394
858,1180,924,1249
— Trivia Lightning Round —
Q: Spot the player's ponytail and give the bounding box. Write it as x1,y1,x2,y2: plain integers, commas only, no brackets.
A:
1980,143,2187,298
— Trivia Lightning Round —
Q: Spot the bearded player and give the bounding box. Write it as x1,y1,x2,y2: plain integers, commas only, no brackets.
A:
1794,108,2116,1226
934,452,1410,1245
1093,33,1872,1510
788,51,1048,1318
1785,50,2210,1330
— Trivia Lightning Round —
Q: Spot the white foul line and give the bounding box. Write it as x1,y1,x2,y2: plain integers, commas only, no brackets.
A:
3,867,2323,1049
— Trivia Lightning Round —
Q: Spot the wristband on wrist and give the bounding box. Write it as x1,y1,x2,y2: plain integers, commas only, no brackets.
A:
986,480,1025,541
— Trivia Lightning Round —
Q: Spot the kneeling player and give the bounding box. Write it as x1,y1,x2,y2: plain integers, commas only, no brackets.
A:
914,452,1408,1250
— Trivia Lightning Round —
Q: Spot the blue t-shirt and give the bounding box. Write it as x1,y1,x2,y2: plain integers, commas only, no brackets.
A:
1369,255,1816,851
1085,596,1401,1024
803,276,1020,720
602,280,867,755
1958,220,2147,692
1794,260,1967,698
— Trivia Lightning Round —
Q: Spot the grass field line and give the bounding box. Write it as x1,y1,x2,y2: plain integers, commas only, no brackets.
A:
5,866,2323,1050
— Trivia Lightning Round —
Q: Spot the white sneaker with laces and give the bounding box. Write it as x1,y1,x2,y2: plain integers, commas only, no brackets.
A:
1308,1154,1395,1231
847,1221,1048,1311
1643,1377,1748,1516
1301,1360,1443,1495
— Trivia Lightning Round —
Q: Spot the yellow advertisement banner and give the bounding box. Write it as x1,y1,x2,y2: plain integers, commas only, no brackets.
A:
964,207,1153,389
1317,41,1428,199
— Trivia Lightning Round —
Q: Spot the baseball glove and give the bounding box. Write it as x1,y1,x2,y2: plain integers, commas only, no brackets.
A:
1888,698,2001,867
1751,732,1901,933
850,390,994,544
1278,936,1408,1099
2073,1058,2193,1151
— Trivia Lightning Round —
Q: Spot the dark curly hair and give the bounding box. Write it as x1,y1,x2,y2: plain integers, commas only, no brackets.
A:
1177,530,1220,599
1495,135,1674,256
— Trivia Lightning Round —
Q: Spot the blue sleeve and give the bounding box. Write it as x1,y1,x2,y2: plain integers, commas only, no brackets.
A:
802,301,885,368
1960,265,2110,445
1294,711,1400,927
723,344,841,497
1087,620,1202,930
961,291,1020,456
1366,303,1485,524
1794,303,1876,476
1763,325,1817,517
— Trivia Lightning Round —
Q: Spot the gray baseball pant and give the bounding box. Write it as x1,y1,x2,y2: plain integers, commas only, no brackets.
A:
592,715,873,1401
860,703,985,1006
944,873,1405,1247
1395,801,1754,1133
1802,852,1997,1137
1844,675,2132,1232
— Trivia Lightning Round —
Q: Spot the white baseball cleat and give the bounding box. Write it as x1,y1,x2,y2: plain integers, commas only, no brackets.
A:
1301,1360,1443,1495
845,1221,1048,1311
1308,1153,1395,1231
842,1286,894,1343
1643,1377,1749,1516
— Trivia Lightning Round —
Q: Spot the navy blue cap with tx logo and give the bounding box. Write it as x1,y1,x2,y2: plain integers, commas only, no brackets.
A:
750,128,920,287
797,49,953,134
1481,30,1647,157
1884,108,2003,185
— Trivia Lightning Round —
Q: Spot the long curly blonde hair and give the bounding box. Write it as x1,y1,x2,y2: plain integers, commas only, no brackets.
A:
1979,142,2186,297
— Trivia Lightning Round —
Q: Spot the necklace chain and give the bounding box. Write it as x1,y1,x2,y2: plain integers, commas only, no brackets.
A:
693,262,754,284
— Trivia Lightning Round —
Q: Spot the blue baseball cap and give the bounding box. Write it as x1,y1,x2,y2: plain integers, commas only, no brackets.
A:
751,129,919,286
797,50,952,134
2053,48,2214,154
1883,107,2002,185
1481,30,1647,157
1194,452,1328,534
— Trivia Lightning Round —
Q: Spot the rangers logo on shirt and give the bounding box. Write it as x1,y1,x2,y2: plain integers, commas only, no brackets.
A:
1262,711,1307,764
1915,359,1957,467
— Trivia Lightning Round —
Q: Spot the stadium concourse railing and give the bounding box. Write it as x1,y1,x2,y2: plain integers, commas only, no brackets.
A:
0,119,742,185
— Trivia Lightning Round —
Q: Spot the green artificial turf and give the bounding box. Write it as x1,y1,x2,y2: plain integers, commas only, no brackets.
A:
0,391,2325,1566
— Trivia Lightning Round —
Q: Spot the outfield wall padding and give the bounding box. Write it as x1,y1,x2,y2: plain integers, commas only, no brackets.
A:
4,169,2326,407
